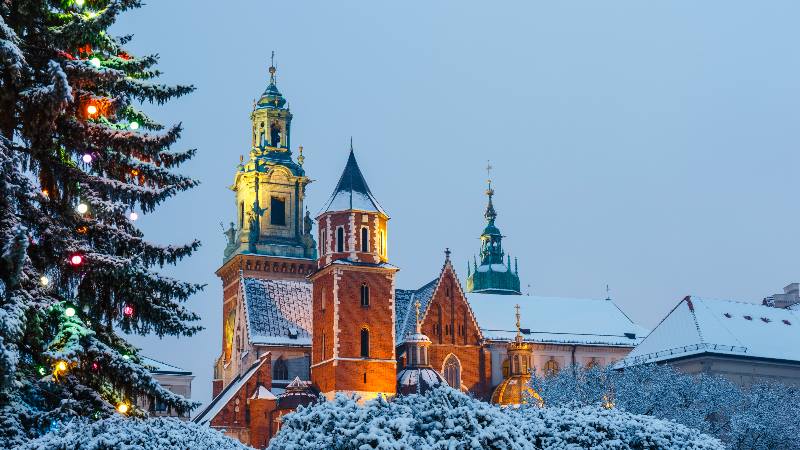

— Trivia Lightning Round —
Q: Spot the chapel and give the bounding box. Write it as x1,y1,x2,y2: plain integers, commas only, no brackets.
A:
193,60,646,448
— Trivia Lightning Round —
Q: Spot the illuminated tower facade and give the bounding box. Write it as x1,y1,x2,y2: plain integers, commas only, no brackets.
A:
310,147,398,400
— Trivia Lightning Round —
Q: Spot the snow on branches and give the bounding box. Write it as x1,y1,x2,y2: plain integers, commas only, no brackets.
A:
269,387,724,450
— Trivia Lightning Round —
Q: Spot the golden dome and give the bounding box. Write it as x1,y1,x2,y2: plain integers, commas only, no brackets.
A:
490,374,542,407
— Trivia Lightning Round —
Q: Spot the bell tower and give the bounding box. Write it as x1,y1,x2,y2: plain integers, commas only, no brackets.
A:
222,53,316,262
310,146,398,400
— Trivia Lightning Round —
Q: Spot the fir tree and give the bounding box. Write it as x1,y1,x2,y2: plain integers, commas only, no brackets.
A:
0,1,202,446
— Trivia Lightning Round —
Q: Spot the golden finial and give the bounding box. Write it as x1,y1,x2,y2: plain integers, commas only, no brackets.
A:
415,299,422,333
268,51,277,83
486,160,494,197
515,304,522,341
297,145,305,166
239,154,244,164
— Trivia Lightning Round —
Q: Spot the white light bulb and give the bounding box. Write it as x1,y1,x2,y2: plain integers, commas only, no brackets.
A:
82,153,93,163
76,203,88,214
40,275,50,286
129,121,139,130
90,57,101,68
129,212,138,221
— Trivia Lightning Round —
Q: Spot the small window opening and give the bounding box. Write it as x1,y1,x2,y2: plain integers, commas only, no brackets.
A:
360,328,369,358
270,197,286,226
336,227,344,252
360,283,370,307
361,227,369,252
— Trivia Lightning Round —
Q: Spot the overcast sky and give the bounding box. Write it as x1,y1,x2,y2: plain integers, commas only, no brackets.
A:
113,1,800,409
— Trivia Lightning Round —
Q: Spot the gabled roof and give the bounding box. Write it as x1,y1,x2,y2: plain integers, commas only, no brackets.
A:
469,294,647,347
193,356,271,425
621,296,800,366
395,279,438,344
319,149,387,216
242,278,312,346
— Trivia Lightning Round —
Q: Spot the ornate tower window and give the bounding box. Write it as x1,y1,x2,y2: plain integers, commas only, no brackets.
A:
270,196,286,226
443,354,461,390
336,227,344,252
360,227,369,252
360,283,370,307
360,327,369,358
269,122,281,147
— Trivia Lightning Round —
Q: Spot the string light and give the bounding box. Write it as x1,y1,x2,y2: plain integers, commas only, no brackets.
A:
56,361,68,372
130,169,139,176
40,275,50,286
76,203,88,214
64,306,76,318
122,354,130,360
86,104,98,115
36,365,47,376
69,254,84,266
74,0,85,6
91,362,100,371
116,403,130,414
123,304,134,317
129,212,138,221
76,226,88,234
82,153,93,163
90,57,101,68
129,121,139,130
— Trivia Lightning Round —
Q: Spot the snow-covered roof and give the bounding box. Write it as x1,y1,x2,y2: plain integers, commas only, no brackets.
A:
318,149,387,216
140,356,191,375
250,385,277,400
395,279,438,345
193,356,270,425
621,296,800,366
468,294,647,347
242,278,312,346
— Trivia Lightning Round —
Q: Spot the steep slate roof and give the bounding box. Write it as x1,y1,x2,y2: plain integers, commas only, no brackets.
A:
621,296,800,366
469,294,647,347
193,356,272,425
395,279,439,344
242,278,312,346
319,149,387,216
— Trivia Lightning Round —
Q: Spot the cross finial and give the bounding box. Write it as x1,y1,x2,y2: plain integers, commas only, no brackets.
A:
268,51,277,83
605,284,611,300
444,248,451,260
515,304,522,339
414,299,421,333
485,160,494,197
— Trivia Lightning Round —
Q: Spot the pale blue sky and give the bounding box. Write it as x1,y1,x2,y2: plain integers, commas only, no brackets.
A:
114,1,800,409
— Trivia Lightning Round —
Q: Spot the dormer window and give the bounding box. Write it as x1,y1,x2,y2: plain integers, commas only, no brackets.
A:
361,227,369,252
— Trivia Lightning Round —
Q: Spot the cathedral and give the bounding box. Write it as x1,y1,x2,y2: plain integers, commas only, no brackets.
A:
193,61,647,448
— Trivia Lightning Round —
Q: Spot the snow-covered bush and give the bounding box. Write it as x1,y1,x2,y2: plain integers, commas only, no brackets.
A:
532,364,800,450
19,415,253,450
268,386,723,450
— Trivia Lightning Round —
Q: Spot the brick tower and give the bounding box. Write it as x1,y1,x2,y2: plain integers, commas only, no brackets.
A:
310,146,398,400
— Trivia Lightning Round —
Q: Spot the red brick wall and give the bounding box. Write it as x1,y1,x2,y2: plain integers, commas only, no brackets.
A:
318,212,388,267
420,263,491,398
248,398,277,448
210,355,276,439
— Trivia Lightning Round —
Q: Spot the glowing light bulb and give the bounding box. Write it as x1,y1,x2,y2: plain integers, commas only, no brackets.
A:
75,0,85,6
116,403,129,414
91,362,100,371
90,57,101,68
123,305,134,317
40,275,50,286
76,203,88,214
129,212,138,221
37,366,47,376
69,254,83,266
129,121,139,130
56,361,68,372
64,307,76,318
122,354,130,360
82,153,93,163
86,105,98,115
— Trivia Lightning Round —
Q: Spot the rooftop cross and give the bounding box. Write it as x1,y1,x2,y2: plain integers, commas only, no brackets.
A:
268,51,277,84
445,247,451,260
515,303,522,341
486,160,494,196
415,299,422,333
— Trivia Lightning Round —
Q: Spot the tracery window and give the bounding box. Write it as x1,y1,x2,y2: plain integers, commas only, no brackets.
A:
443,354,461,390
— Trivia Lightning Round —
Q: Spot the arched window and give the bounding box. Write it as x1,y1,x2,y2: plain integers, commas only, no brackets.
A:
443,354,461,390
360,328,369,358
336,227,344,252
321,229,327,255
379,231,385,255
270,122,281,147
544,359,559,376
360,227,369,252
273,357,288,380
360,283,369,307
502,358,510,378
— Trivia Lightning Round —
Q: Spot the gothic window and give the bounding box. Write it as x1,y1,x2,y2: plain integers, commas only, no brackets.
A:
360,227,369,252
443,354,461,390
270,197,286,226
270,122,281,147
436,305,443,343
273,357,288,380
360,283,369,307
336,227,344,252
321,229,327,255
544,359,560,376
360,328,369,358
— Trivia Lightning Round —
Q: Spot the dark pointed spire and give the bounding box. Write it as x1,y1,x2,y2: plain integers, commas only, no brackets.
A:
320,145,387,215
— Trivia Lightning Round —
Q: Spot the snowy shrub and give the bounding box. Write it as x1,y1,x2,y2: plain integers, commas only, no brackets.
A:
268,386,723,450
532,364,800,450
19,415,253,450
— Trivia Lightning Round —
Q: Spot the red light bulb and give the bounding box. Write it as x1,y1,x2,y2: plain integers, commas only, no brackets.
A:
123,305,134,317
69,254,83,266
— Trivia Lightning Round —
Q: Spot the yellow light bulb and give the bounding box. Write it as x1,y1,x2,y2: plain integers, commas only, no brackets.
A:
86,105,98,115
56,361,68,372
117,403,129,414
75,0,85,6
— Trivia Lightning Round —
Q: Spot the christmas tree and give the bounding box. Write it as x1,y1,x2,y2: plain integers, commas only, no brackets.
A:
0,1,202,446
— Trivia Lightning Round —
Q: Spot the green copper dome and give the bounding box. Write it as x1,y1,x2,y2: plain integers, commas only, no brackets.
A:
256,81,286,109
